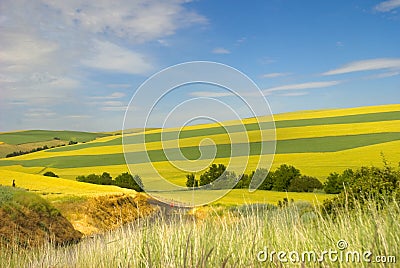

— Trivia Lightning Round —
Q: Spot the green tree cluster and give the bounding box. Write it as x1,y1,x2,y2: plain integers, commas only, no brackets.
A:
43,171,59,178
323,169,354,194
323,163,400,215
258,164,323,192
76,172,143,191
186,164,239,190
185,164,323,193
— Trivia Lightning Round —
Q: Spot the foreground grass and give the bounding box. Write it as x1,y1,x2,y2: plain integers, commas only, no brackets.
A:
2,199,398,267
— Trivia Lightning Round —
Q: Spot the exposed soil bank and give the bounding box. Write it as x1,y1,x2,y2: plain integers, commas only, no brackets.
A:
54,193,155,236
0,187,82,247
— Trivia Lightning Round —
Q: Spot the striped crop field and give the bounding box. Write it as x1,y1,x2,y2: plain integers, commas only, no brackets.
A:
0,169,137,201
0,104,399,202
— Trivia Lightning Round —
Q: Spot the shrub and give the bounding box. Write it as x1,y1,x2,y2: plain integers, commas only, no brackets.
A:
256,169,274,190
323,164,400,215
114,172,144,192
323,169,354,194
186,173,198,188
288,175,323,192
76,172,144,191
199,164,227,186
43,171,59,178
272,164,301,191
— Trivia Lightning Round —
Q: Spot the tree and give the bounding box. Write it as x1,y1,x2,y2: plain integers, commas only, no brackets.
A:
272,164,301,191
288,175,323,192
115,172,143,192
234,173,251,189
199,164,227,186
323,164,400,215
256,169,274,190
43,171,59,178
186,173,198,188
210,170,237,189
324,169,354,194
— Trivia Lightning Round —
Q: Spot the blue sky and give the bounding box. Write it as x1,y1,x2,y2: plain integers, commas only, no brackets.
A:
0,0,399,131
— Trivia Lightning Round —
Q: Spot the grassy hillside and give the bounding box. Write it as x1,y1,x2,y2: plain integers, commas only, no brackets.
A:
0,104,399,201
0,130,110,158
0,185,82,246
0,130,107,145
0,170,137,201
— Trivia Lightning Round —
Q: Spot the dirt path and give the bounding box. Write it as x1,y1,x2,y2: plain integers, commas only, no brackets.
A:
146,198,192,219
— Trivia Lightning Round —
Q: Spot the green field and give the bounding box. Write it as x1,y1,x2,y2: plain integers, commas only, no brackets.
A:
0,130,107,145
1,132,400,169
0,104,399,203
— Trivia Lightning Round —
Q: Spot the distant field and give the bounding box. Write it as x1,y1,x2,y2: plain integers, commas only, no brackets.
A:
1,132,399,169
0,104,399,194
0,130,107,145
0,170,136,201
148,189,333,206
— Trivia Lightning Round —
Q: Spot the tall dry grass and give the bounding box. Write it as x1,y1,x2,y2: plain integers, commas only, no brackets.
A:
1,199,399,267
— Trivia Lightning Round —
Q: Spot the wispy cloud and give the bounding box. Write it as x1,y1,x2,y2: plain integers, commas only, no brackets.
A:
278,92,309,97
336,41,344,47
41,0,207,43
64,115,93,119
263,81,340,95
261,72,290,78
107,84,132,89
212,47,231,54
90,92,126,99
323,58,400,75
101,106,127,112
82,40,153,75
190,91,234,97
0,0,207,130
374,0,400,12
366,71,400,79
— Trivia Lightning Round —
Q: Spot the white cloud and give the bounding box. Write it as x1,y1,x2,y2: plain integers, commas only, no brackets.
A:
91,92,126,99
0,0,207,130
64,115,93,119
0,33,58,65
261,72,290,78
24,108,56,118
336,41,344,47
41,0,207,43
212,47,231,54
190,91,235,97
278,92,309,97
323,58,400,75
82,40,153,75
107,84,132,89
366,71,400,79
263,81,340,95
374,0,400,12
101,106,127,112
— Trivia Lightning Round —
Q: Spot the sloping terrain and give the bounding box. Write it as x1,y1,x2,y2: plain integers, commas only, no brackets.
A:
0,130,109,158
0,104,398,185
0,186,82,247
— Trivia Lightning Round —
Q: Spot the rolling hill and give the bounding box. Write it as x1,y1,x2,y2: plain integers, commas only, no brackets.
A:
0,104,399,204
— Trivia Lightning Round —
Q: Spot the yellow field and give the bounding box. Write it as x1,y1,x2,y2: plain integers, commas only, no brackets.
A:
211,189,333,206
0,169,136,201
121,103,400,133
30,138,397,186
13,118,400,162
273,103,400,121
0,104,399,204
147,188,333,207
2,137,399,186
